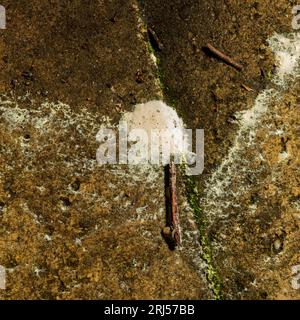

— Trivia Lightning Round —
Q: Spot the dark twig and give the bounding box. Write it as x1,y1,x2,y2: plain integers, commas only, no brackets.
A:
241,84,254,92
147,25,164,51
170,161,181,246
206,44,243,71
162,161,182,247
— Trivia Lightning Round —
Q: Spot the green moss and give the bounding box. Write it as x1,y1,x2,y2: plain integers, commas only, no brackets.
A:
181,164,223,300
138,10,183,117
147,41,156,57
158,70,177,107
143,28,179,110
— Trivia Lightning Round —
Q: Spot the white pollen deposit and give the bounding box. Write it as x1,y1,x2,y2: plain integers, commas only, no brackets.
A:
203,32,300,224
120,100,190,162
268,33,300,86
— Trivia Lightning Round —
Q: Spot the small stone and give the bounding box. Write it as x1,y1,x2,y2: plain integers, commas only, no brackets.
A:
162,226,171,237
273,239,282,252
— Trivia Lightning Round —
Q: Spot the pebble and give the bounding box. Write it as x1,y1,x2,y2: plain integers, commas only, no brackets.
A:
273,239,282,252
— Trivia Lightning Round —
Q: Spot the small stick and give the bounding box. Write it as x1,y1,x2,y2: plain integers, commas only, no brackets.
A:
147,25,164,51
206,44,243,71
169,161,181,246
241,84,254,92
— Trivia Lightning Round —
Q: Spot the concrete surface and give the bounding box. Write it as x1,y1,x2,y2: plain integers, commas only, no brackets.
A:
0,0,299,299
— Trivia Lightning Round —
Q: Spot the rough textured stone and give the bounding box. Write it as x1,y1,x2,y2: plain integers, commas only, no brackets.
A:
143,0,300,299
0,0,209,299
0,0,299,300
